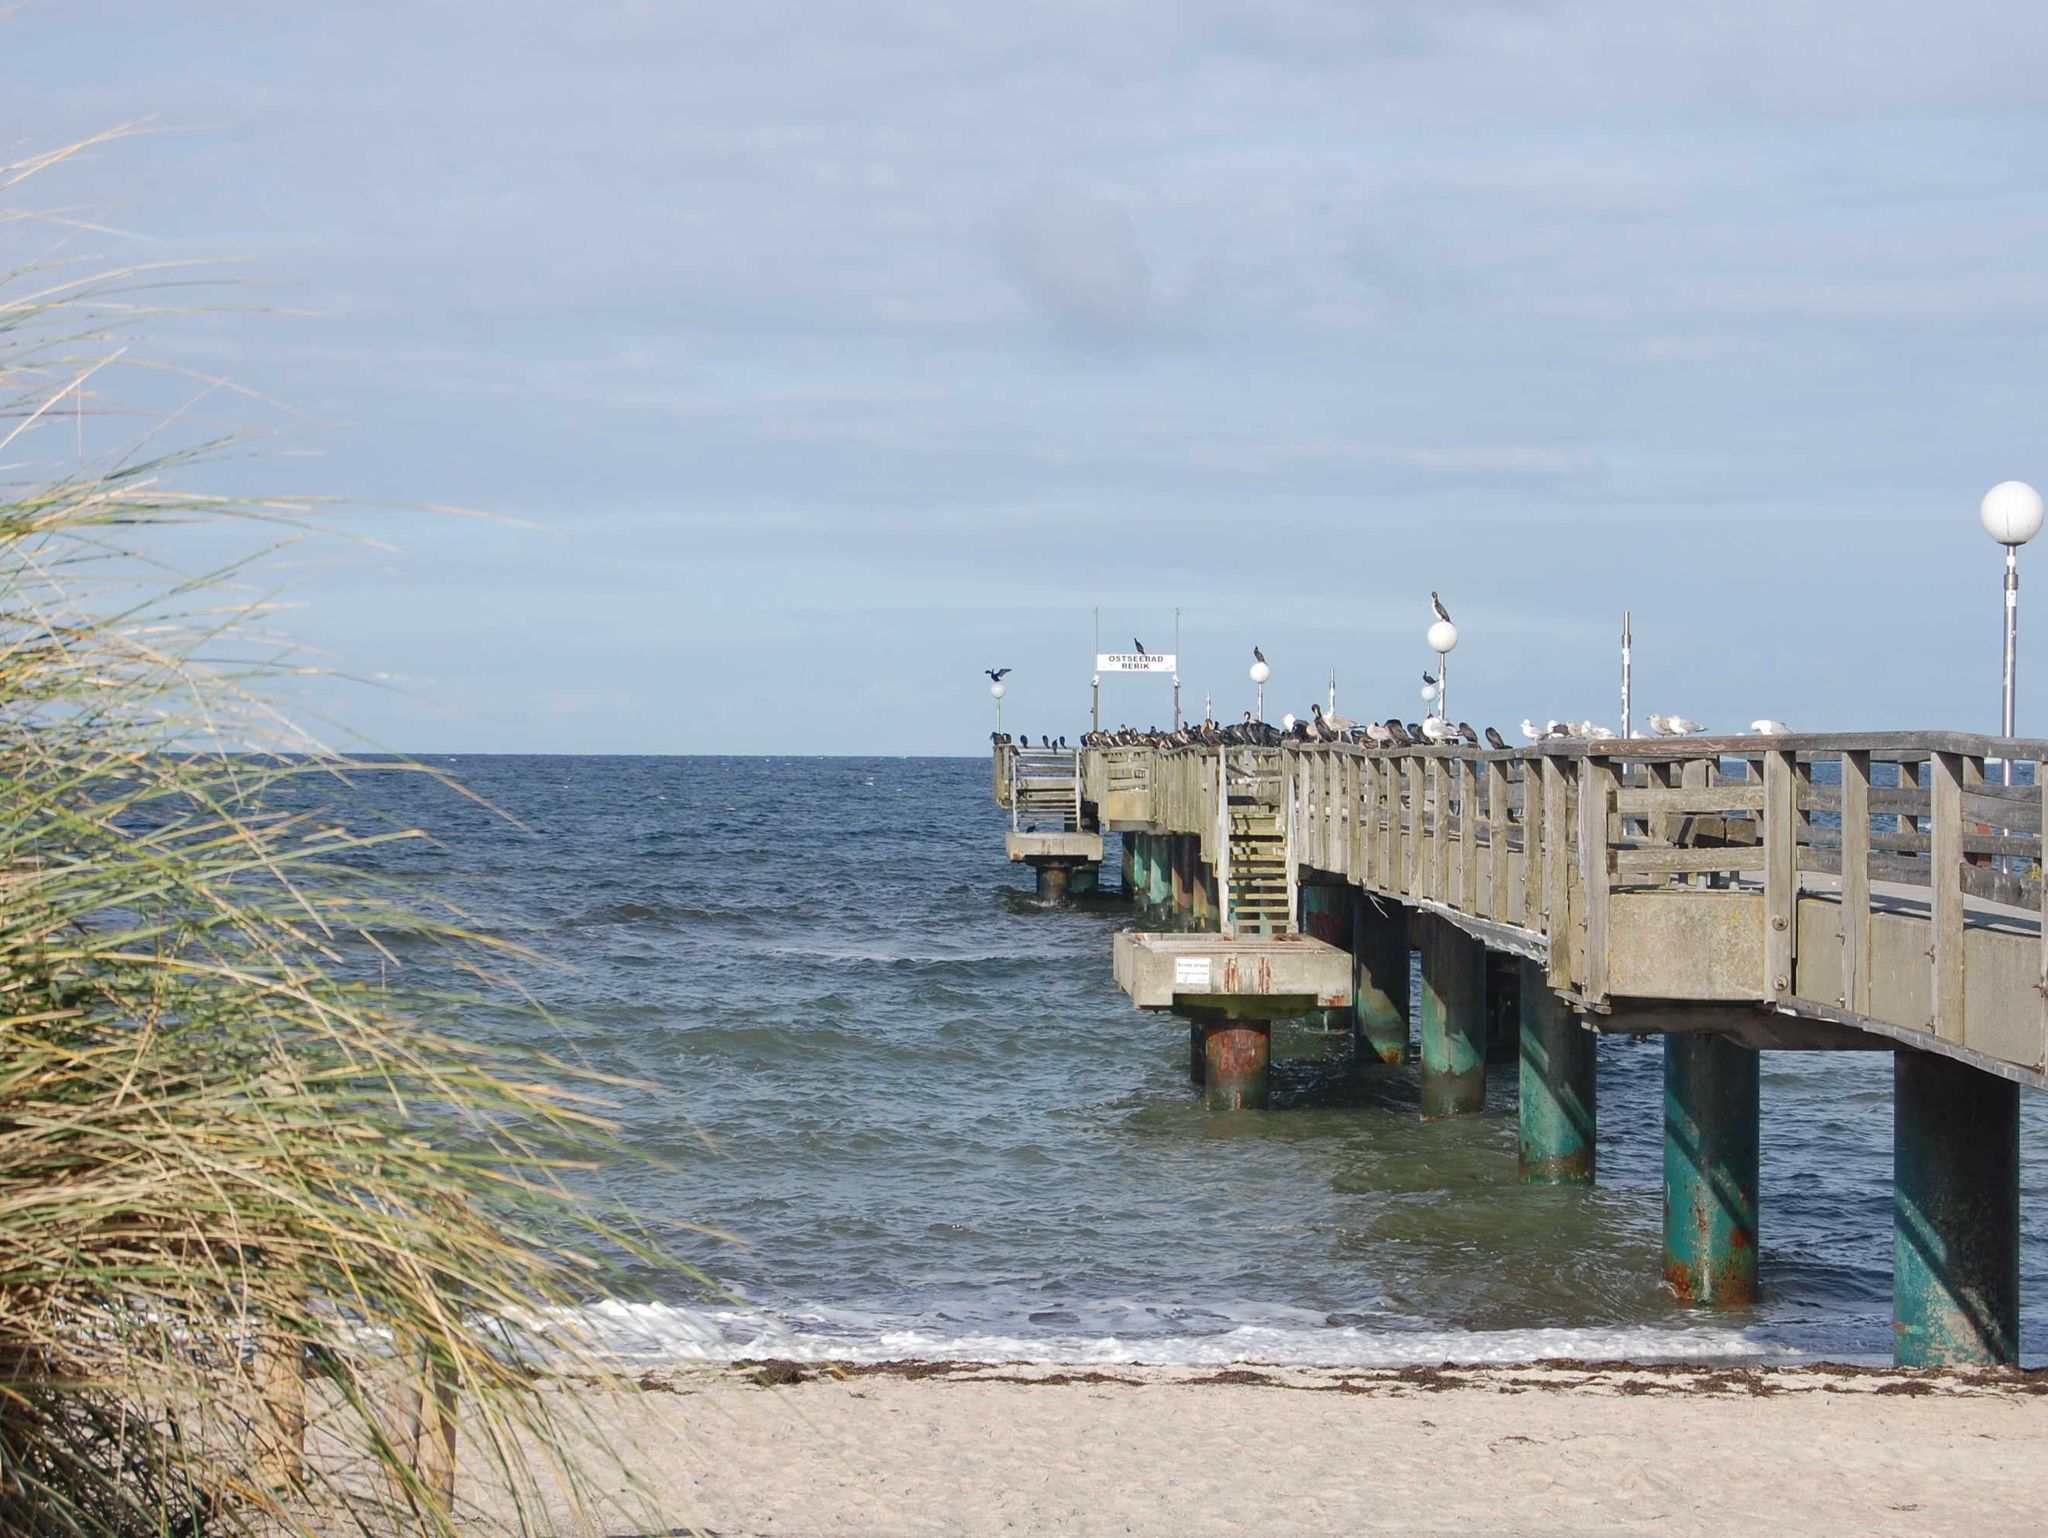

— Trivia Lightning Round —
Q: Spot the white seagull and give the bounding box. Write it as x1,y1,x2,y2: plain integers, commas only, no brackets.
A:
1520,718,1544,743
1654,714,1707,736
1749,719,1792,735
1420,715,1452,742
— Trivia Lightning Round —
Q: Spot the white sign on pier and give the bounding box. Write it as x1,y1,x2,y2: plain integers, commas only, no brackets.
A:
1096,652,1177,674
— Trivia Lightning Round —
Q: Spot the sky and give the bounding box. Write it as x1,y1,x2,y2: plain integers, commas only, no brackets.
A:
9,1,2048,753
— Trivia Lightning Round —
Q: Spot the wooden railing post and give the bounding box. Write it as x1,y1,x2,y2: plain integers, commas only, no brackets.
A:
1762,749,1796,1004
1930,750,1966,1041
1486,759,1510,921
1578,756,1614,1005
1841,750,1871,1015
1543,758,1570,990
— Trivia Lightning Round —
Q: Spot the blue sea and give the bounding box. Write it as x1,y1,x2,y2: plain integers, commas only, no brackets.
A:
369,755,2048,1366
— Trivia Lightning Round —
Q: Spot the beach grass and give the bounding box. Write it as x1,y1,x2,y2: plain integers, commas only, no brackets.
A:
0,133,680,1535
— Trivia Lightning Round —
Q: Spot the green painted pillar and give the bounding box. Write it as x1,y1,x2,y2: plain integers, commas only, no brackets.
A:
1517,958,1596,1185
1893,1050,2019,1366
1122,834,1138,902
1418,916,1486,1118
1171,837,1194,928
1145,834,1172,914
1200,1016,1270,1111
1350,896,1410,1063
1299,882,1351,1032
1663,1033,1760,1306
1192,857,1214,930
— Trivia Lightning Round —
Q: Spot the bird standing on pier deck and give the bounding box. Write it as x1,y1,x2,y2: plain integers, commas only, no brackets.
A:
1431,592,1453,624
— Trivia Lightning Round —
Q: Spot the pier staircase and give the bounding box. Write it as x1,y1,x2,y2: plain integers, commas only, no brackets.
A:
1010,749,1084,832
1221,751,1293,936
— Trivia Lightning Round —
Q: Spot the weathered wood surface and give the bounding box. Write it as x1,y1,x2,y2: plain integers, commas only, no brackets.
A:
1027,734,2048,1089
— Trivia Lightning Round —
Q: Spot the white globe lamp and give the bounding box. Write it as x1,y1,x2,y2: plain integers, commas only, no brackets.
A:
1426,616,1459,720
1249,657,1270,720
989,680,1006,700
1426,619,1459,655
1981,481,2044,547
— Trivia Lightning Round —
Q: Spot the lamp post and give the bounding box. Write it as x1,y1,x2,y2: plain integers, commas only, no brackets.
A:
1427,618,1459,722
1981,480,2044,785
990,677,1006,733
1250,657,1270,720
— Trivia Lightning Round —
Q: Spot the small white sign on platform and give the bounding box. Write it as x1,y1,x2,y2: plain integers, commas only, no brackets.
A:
1096,652,1177,674
1173,955,1213,988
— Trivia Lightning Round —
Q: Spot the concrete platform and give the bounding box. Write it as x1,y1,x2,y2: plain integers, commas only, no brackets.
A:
1113,931,1353,1018
1006,830,1104,863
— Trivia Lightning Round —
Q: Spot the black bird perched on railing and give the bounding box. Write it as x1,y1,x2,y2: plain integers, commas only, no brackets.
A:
1456,721,1479,746
1431,591,1453,624
1407,722,1425,742
1383,718,1412,746
1133,638,1147,655
985,667,1010,682
1483,725,1508,750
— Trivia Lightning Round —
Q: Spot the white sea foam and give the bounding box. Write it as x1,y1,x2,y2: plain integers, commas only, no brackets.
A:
514,1298,1816,1369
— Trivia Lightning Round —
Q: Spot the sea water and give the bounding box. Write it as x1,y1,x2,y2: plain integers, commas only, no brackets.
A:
364,755,2048,1366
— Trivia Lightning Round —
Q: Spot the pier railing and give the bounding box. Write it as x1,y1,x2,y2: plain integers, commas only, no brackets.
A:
1047,733,2048,1086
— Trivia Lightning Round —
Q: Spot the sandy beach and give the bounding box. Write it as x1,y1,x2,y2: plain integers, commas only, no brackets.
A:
455,1360,2048,1536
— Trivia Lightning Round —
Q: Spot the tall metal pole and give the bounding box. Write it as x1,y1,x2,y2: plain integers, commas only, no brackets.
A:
2002,545,2018,785
1437,650,1448,723
1621,609,1633,742
1092,607,1101,735
1328,669,1336,716
1173,607,1182,729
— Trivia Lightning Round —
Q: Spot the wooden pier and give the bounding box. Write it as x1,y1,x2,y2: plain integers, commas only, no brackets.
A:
993,733,2047,1367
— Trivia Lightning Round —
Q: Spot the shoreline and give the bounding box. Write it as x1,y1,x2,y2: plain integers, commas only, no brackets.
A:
454,1359,2048,1535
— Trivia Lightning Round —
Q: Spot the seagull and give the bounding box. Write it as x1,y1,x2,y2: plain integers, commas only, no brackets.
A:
1253,645,1266,664
1545,720,1573,739
1483,726,1508,750
1420,715,1451,742
1431,591,1453,624
985,667,1011,683
1749,719,1792,735
1663,715,1706,735
1133,638,1147,655
1520,718,1544,743
1365,720,1395,746
1585,724,1619,740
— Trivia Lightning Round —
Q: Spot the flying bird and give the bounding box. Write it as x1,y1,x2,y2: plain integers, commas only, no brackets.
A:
1253,645,1266,663
985,667,1010,683
1431,591,1453,623
1133,638,1147,655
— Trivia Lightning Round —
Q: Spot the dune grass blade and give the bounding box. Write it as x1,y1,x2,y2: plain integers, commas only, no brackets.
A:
0,137,696,1535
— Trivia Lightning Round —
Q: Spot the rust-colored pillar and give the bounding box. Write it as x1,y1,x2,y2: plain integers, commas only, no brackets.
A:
1199,1017,1271,1110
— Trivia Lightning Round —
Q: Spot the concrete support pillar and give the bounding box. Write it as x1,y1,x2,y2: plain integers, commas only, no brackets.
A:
1663,1033,1760,1306
1191,859,1214,931
1199,1016,1271,1111
1070,861,1099,896
1351,897,1410,1064
1893,1050,2019,1366
1145,834,1172,913
1299,881,1351,1032
1517,958,1596,1185
1171,837,1193,927
1418,916,1486,1119
1032,861,1071,903
1121,834,1138,902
